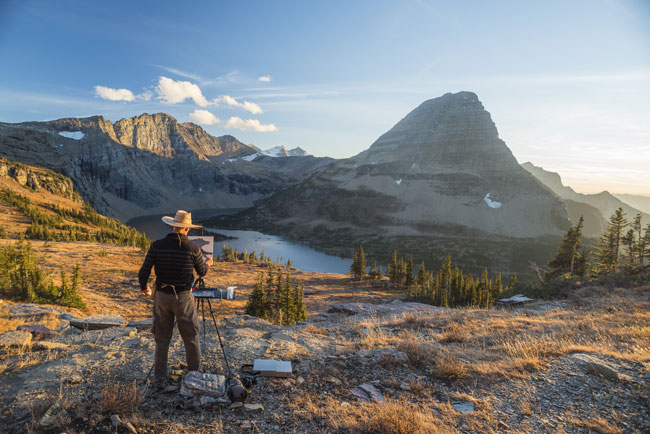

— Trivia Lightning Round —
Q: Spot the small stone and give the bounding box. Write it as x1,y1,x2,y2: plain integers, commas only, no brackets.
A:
39,401,61,427
328,377,342,385
452,401,475,413
17,324,54,339
229,401,243,409
400,382,411,391
244,403,265,412
125,422,138,434
296,376,305,385
240,421,252,429
340,401,351,408
111,414,122,427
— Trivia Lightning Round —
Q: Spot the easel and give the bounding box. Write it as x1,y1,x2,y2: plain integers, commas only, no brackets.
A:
194,283,233,377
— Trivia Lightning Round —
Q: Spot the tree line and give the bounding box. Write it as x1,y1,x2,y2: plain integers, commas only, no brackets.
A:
245,265,307,325
546,208,650,280
350,246,513,308
218,243,293,268
0,189,150,251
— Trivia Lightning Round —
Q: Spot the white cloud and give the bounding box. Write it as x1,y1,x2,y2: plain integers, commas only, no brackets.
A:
155,76,209,106
258,75,272,82
215,95,263,114
188,109,220,125
94,85,135,102
225,117,277,132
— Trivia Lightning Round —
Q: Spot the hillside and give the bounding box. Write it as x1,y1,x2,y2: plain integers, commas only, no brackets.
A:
0,113,333,221
614,193,650,215
0,241,648,433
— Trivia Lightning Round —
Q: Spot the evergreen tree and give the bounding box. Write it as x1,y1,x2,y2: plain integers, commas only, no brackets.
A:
547,215,584,277
592,208,628,276
349,245,367,281
506,273,518,291
245,274,268,318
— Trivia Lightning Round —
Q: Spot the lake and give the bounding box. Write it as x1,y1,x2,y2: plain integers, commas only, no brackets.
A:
127,210,352,274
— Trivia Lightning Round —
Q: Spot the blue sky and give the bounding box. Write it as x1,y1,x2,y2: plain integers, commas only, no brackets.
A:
1,0,649,194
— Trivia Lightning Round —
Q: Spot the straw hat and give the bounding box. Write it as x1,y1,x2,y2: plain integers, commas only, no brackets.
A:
161,210,202,229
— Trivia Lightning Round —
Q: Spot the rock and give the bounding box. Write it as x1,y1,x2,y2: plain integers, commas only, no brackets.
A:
127,319,153,330
55,319,70,333
571,354,632,382
360,348,408,363
340,401,351,408
296,376,305,385
243,403,264,412
125,422,138,434
497,294,534,305
452,401,475,413
328,377,342,385
111,414,122,427
350,383,385,404
229,402,243,409
7,304,56,318
240,421,252,429
39,401,62,427
17,324,54,339
329,300,446,317
400,382,411,391
498,421,510,430
0,330,32,349
33,341,69,351
70,314,126,330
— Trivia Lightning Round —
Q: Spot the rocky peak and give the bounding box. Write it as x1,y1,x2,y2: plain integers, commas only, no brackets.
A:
361,91,514,173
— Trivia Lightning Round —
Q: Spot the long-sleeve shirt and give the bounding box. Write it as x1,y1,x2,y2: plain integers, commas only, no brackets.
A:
138,232,208,291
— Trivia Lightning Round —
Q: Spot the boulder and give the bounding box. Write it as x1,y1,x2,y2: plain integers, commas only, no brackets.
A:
571,353,632,382
452,401,475,413
70,314,126,330
350,383,385,404
33,341,69,351
17,324,54,339
0,330,32,350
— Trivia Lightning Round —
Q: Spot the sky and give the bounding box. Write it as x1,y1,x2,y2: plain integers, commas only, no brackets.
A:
0,0,649,195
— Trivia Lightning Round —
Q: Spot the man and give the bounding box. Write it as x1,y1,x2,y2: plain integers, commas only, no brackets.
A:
138,210,214,390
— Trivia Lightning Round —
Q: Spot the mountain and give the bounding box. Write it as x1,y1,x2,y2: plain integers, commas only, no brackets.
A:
261,145,309,157
0,113,332,221
521,162,649,237
613,194,650,215
207,91,570,277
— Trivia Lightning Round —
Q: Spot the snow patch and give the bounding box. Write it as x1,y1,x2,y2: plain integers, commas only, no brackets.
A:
395,179,402,185
261,146,287,157
58,131,85,140
410,163,420,170
484,193,502,209
242,153,260,161
227,158,237,163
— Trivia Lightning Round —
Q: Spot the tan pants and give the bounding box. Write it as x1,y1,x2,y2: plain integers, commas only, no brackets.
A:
152,290,201,386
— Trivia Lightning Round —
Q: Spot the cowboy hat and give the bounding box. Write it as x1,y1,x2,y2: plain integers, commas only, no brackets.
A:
161,210,202,229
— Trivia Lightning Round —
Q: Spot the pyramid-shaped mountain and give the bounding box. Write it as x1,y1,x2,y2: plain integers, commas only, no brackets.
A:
227,91,569,239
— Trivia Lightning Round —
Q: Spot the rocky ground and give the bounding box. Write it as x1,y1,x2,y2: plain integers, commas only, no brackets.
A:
0,242,649,433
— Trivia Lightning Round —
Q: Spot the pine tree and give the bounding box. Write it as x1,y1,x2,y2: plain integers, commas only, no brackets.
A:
405,256,414,290
349,245,367,281
592,208,628,276
245,273,268,318
547,215,585,277
506,273,517,291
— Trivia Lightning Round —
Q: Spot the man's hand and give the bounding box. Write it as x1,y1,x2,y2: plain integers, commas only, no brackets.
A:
141,285,152,297
205,257,214,267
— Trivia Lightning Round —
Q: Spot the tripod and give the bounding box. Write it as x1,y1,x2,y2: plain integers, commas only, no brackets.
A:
195,295,232,377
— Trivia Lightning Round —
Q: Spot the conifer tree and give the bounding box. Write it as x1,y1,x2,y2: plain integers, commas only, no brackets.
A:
592,208,628,276
245,274,268,318
405,256,414,290
349,245,367,281
547,215,585,277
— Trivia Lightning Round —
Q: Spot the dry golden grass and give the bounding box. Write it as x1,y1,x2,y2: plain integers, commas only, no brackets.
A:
97,380,142,415
303,324,328,335
0,303,62,334
397,340,433,369
291,394,457,434
568,415,623,434
431,354,468,381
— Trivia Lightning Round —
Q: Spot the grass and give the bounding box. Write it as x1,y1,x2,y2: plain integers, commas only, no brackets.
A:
97,380,142,415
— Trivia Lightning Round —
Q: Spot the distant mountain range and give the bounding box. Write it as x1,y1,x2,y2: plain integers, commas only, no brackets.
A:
521,162,650,237
0,113,332,220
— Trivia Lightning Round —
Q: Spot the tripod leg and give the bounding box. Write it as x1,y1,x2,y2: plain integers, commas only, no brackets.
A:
206,298,232,378
200,299,206,339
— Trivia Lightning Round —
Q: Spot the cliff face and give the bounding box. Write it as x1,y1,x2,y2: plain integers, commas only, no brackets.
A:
0,157,78,201
241,91,569,239
0,114,332,221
